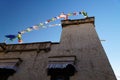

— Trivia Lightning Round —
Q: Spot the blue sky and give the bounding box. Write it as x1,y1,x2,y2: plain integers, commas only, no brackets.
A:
0,0,120,79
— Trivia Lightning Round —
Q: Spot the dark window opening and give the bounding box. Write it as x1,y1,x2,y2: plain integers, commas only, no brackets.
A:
48,64,76,80
48,64,76,76
0,68,16,80
0,58,22,80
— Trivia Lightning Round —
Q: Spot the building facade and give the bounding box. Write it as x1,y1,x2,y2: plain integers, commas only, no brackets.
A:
0,17,117,80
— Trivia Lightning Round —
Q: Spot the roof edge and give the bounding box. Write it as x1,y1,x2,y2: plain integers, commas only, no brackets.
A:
61,17,95,27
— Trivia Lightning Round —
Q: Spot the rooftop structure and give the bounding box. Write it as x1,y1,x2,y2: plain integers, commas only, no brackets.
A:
0,17,117,80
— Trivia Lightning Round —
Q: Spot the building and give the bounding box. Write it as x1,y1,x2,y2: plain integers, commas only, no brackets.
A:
0,17,117,80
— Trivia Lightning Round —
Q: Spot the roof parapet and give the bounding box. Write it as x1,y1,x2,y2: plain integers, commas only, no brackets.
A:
61,17,95,27
0,42,51,53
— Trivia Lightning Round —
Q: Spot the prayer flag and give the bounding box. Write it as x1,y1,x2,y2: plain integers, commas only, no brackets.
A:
33,25,39,30
5,35,17,41
59,13,68,20
81,11,88,18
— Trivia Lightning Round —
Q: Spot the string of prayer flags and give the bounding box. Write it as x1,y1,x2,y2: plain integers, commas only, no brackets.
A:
4,11,88,44
19,24,61,35
34,11,88,27
16,24,61,43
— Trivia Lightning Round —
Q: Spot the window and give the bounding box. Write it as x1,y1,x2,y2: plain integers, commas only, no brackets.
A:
47,56,76,80
0,58,22,80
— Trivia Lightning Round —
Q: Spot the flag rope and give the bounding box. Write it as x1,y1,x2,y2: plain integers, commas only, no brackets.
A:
5,11,88,43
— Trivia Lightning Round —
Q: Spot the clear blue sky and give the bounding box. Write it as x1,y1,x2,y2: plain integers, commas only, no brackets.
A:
0,0,120,79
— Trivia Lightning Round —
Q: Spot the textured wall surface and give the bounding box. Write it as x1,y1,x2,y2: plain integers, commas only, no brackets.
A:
0,17,116,80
